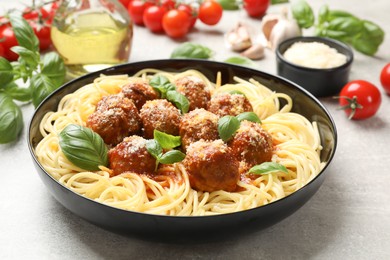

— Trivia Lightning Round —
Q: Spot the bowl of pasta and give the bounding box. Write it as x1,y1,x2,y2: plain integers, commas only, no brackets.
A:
28,59,337,238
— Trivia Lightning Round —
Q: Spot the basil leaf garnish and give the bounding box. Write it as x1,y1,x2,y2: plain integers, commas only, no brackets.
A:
153,130,181,150
0,57,14,87
30,74,57,108
248,162,288,175
159,150,186,164
218,115,240,142
166,90,189,114
0,93,23,144
236,112,261,124
146,139,163,159
223,56,259,68
170,42,213,59
59,124,108,171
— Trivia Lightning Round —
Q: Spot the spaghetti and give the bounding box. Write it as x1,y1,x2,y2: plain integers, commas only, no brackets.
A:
35,69,324,216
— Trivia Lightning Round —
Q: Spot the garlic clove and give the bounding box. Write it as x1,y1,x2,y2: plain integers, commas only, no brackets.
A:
240,43,265,60
260,14,282,41
269,19,301,50
225,22,253,52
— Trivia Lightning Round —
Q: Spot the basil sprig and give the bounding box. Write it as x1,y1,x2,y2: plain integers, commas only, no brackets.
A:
223,56,259,69
0,13,66,144
218,112,261,142
59,124,108,171
248,162,288,175
149,75,189,113
292,0,384,55
146,130,186,171
170,42,213,59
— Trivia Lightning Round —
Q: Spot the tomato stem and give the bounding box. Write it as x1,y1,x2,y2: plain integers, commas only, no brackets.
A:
333,95,363,120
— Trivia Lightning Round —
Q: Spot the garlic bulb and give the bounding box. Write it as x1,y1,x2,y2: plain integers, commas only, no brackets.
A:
261,9,301,50
225,22,253,52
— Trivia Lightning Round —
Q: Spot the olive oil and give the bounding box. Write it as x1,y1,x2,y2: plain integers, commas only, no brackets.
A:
51,1,133,78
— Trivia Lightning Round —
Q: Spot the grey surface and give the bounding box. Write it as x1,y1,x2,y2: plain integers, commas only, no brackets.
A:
1,0,390,259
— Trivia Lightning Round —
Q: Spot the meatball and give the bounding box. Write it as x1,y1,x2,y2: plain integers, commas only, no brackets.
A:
228,120,273,169
179,108,219,151
208,92,253,117
86,95,141,145
183,140,240,192
174,76,210,111
108,135,156,176
121,81,159,111
139,99,181,139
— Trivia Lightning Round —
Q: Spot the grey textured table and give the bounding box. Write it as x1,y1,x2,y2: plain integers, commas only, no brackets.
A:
1,0,390,259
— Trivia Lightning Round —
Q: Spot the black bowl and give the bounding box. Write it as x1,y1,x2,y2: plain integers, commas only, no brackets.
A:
276,36,354,97
28,59,337,239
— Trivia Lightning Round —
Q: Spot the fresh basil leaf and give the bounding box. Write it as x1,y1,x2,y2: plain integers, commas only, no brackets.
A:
0,93,24,144
218,115,240,142
170,42,213,59
248,162,288,175
236,112,261,124
352,20,385,56
146,139,163,159
159,150,186,165
149,75,175,98
217,0,239,10
271,0,289,4
166,90,189,114
3,82,31,102
59,124,108,171
327,9,356,20
325,17,363,42
153,130,181,150
41,52,66,87
30,74,57,108
291,0,315,29
223,56,259,68
8,12,39,52
227,90,245,96
0,57,14,87
11,46,40,70
317,5,329,25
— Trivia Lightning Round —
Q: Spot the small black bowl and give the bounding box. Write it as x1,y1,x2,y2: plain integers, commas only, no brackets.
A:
276,36,354,97
28,59,337,239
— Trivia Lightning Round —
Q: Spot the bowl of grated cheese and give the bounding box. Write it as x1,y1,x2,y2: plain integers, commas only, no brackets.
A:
276,36,354,97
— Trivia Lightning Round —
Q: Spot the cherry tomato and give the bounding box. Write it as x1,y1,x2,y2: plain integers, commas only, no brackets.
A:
0,43,4,57
127,0,154,26
162,9,191,38
22,7,50,21
143,5,167,33
161,0,176,10
338,80,382,120
177,4,197,29
243,0,270,18
0,25,19,61
198,1,223,26
380,63,390,95
47,1,60,24
29,21,52,50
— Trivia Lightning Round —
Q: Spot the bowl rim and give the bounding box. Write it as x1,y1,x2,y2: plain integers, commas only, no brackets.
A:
276,36,354,72
27,58,338,220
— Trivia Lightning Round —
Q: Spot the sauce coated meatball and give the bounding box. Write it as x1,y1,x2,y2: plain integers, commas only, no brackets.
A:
228,120,273,169
179,108,219,151
108,136,156,176
183,140,240,192
208,92,253,117
86,95,141,145
121,81,159,110
175,76,210,111
139,99,181,138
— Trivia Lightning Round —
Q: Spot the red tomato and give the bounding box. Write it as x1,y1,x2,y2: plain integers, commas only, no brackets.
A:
338,80,382,120
380,63,390,95
0,43,4,57
143,5,167,33
47,1,60,24
0,25,19,61
118,0,131,8
22,7,50,21
177,4,197,29
30,21,52,50
161,0,176,10
162,9,191,38
198,1,223,26
243,0,270,18
128,0,154,26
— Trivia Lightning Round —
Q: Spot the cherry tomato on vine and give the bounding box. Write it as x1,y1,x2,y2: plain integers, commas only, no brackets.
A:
29,21,52,50
22,6,50,21
162,9,191,38
338,80,382,120
177,4,197,29
127,0,154,26
243,0,270,18
143,5,167,33
198,0,223,26
0,25,19,61
380,63,390,95
161,0,176,10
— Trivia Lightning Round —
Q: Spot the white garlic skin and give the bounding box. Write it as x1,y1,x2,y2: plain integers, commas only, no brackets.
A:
269,18,301,50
